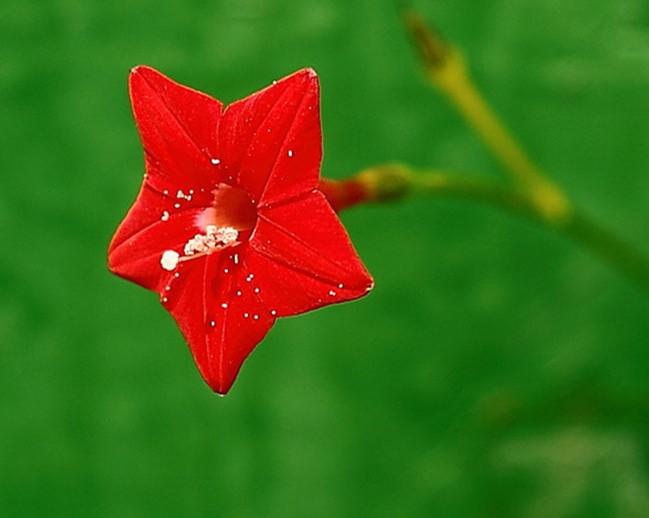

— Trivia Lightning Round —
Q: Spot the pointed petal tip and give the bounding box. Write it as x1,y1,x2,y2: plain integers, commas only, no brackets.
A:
129,65,151,82
351,273,375,301
299,67,319,86
128,65,176,92
106,241,126,278
129,64,157,76
203,370,237,396
128,65,163,89
279,67,319,88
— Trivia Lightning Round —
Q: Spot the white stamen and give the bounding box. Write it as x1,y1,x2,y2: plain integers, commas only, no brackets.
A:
160,250,180,271
216,227,238,244
183,226,239,256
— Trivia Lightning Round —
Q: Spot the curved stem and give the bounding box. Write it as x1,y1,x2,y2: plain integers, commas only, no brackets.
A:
401,9,572,223
321,167,649,291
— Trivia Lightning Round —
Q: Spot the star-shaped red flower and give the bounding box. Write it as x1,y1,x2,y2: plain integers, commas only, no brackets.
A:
108,66,373,394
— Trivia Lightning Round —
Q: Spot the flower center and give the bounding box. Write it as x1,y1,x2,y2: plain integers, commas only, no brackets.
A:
196,183,257,233
160,184,257,271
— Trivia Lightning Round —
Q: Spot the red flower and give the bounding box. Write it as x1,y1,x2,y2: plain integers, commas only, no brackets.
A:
108,66,373,394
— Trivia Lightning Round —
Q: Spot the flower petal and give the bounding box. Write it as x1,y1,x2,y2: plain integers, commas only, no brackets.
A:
163,249,275,394
247,191,374,316
129,66,224,192
218,68,321,205
108,182,210,292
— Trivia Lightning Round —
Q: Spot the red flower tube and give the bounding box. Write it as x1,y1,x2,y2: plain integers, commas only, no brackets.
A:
108,66,373,394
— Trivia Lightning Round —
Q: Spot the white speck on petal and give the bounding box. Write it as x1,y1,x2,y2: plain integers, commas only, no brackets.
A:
211,158,221,165
270,310,277,316
253,315,259,320
174,273,180,278
233,254,239,264
244,313,249,318
174,203,181,209
254,288,260,293
221,303,228,309
287,150,293,157
338,283,344,289
224,268,229,273
236,291,242,296
160,250,180,271
329,290,336,296
162,297,168,303
210,321,216,327
161,211,170,221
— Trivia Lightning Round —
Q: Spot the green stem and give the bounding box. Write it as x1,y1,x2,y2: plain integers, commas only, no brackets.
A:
563,214,649,292
411,172,649,290
401,9,572,223
324,166,649,291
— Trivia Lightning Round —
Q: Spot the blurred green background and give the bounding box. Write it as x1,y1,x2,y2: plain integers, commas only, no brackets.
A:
2,0,649,516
